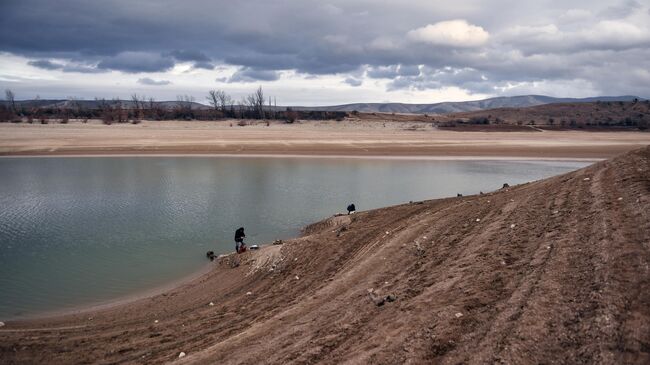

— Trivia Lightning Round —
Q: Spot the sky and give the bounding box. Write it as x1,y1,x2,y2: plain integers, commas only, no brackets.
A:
1,0,649,105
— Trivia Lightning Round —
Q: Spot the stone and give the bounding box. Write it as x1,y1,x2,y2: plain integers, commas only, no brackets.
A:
510,224,516,229
154,320,159,324
209,302,214,306
295,275,300,280
385,294,397,302
455,312,463,318
0,321,4,327
246,291,252,295
179,352,186,358
583,177,591,181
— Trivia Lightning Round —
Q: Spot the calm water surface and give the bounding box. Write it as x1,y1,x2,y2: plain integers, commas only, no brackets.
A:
0,156,591,319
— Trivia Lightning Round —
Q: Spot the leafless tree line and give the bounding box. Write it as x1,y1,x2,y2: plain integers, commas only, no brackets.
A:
1,87,346,124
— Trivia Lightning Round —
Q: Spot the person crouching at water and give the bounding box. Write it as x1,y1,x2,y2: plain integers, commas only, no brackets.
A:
235,227,247,253
347,203,356,215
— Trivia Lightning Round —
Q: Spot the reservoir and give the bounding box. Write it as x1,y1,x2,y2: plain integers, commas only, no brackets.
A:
0,156,591,319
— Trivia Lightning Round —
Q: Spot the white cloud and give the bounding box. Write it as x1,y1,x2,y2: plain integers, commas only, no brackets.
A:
559,9,593,24
500,19,650,54
407,20,489,48
585,20,650,48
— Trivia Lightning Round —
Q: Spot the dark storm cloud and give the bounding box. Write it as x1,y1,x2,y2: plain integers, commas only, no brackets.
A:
168,50,215,69
193,62,215,70
168,50,211,63
28,60,60,70
366,65,399,79
28,59,105,73
1,0,649,96
96,52,175,73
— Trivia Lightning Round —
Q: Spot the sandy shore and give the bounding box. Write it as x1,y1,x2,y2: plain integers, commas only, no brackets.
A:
1,119,649,158
1,146,648,364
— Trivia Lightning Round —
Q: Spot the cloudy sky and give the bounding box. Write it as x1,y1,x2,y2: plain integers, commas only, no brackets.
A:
1,0,649,105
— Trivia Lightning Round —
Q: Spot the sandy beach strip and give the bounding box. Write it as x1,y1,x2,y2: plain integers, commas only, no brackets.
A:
1,120,649,158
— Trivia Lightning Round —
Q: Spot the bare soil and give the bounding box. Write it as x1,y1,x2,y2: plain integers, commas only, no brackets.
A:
1,146,649,364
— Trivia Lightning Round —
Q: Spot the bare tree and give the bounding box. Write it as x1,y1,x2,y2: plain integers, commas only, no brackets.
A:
207,89,233,118
238,96,248,119
68,97,83,118
5,89,16,114
254,86,265,119
96,98,112,124
246,94,257,118
130,94,145,121
207,90,220,118
176,95,195,119
148,97,164,120
113,98,125,123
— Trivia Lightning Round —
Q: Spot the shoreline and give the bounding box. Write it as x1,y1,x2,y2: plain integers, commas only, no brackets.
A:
1,156,595,324
0,152,603,162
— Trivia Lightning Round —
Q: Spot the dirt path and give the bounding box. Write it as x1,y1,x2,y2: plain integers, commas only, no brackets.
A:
0,147,649,364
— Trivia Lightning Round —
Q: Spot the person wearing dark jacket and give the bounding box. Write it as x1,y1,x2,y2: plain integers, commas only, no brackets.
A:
347,203,356,215
235,227,247,253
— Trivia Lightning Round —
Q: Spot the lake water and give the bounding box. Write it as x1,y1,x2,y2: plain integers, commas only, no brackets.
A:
0,156,591,320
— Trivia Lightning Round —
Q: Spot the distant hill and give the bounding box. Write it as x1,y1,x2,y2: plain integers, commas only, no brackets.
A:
1,99,211,111
434,99,650,128
293,95,646,114
2,95,646,115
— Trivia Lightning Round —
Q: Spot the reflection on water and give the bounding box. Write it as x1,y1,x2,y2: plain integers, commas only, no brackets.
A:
0,156,590,319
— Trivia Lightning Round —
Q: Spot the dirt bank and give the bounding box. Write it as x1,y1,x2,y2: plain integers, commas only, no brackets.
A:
1,120,650,158
1,146,649,364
